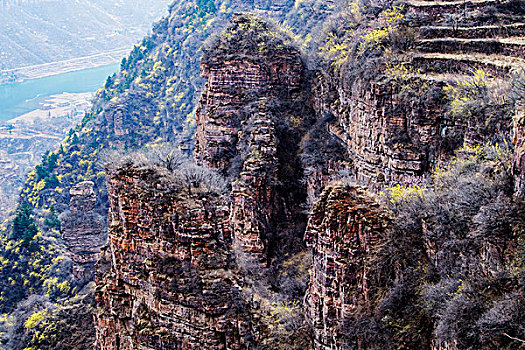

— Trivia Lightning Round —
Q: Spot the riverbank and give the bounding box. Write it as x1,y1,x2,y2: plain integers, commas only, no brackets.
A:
0,91,91,218
0,63,119,121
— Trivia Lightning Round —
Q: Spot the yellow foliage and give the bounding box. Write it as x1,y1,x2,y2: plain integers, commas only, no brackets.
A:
349,0,362,17
25,310,46,332
384,5,405,23
381,184,427,203
357,27,389,57
269,300,300,324
443,69,489,119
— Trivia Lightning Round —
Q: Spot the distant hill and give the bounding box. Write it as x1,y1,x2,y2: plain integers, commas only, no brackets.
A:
0,0,172,70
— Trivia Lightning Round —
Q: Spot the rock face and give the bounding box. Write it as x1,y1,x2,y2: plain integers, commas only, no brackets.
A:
85,3,525,350
514,101,525,197
304,185,388,350
325,0,524,188
332,79,446,188
61,181,106,283
104,103,130,139
194,15,303,170
195,14,310,262
95,15,313,350
229,106,279,262
95,165,254,350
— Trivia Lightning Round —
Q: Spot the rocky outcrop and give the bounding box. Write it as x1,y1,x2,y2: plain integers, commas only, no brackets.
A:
195,14,310,262
194,15,303,170
304,185,388,350
514,101,525,197
230,105,279,262
95,15,314,350
104,102,130,139
61,181,106,283
332,79,446,188
326,0,524,188
95,164,254,350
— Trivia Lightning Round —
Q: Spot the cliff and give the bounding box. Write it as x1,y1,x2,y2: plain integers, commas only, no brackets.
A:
304,185,388,349
0,1,346,348
323,0,525,189
60,181,106,283
195,14,313,263
95,164,254,349
95,14,313,350
3,0,525,349
95,6,525,350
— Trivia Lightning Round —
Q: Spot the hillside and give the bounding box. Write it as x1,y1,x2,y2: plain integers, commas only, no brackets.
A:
1,0,525,349
0,0,171,75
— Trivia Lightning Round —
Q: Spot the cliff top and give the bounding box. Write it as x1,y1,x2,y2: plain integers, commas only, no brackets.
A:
202,13,299,65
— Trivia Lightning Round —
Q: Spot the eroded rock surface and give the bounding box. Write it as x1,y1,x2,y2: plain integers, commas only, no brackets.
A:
61,181,106,283
304,185,388,350
195,14,311,263
95,165,254,350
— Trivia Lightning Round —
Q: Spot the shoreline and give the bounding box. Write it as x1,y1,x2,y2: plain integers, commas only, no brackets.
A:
5,92,93,125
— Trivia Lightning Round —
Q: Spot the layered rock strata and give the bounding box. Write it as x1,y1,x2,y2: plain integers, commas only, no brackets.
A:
194,16,303,170
338,79,445,187
195,14,309,262
95,15,312,350
328,0,525,188
230,105,279,262
95,164,253,350
61,181,106,283
304,185,388,350
514,101,525,197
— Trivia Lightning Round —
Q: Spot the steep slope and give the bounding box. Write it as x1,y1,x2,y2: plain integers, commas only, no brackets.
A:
0,1,335,348
194,14,313,262
301,2,525,349
319,0,524,188
304,185,389,349
96,163,253,350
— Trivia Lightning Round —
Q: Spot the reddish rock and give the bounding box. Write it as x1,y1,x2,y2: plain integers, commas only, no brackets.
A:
194,14,309,263
304,185,388,349
194,15,303,170
230,107,279,262
332,78,445,188
95,14,313,350
95,164,254,350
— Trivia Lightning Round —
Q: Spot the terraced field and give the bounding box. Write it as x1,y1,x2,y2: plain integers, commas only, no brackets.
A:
405,0,525,79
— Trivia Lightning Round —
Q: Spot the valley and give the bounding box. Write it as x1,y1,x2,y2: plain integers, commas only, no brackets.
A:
0,0,172,72
0,1,524,350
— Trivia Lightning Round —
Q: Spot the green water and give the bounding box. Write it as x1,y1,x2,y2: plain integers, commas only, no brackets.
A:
0,63,119,122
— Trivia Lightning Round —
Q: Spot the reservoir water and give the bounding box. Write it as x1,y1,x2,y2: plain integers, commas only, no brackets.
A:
0,63,119,122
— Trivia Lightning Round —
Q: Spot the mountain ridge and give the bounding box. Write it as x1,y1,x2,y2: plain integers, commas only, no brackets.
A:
1,0,525,349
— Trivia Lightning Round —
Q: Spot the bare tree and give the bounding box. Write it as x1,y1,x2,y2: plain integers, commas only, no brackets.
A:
144,144,187,172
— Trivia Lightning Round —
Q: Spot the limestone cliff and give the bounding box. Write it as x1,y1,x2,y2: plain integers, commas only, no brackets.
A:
95,164,254,350
60,181,106,283
323,0,525,188
301,1,525,349
304,185,388,349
